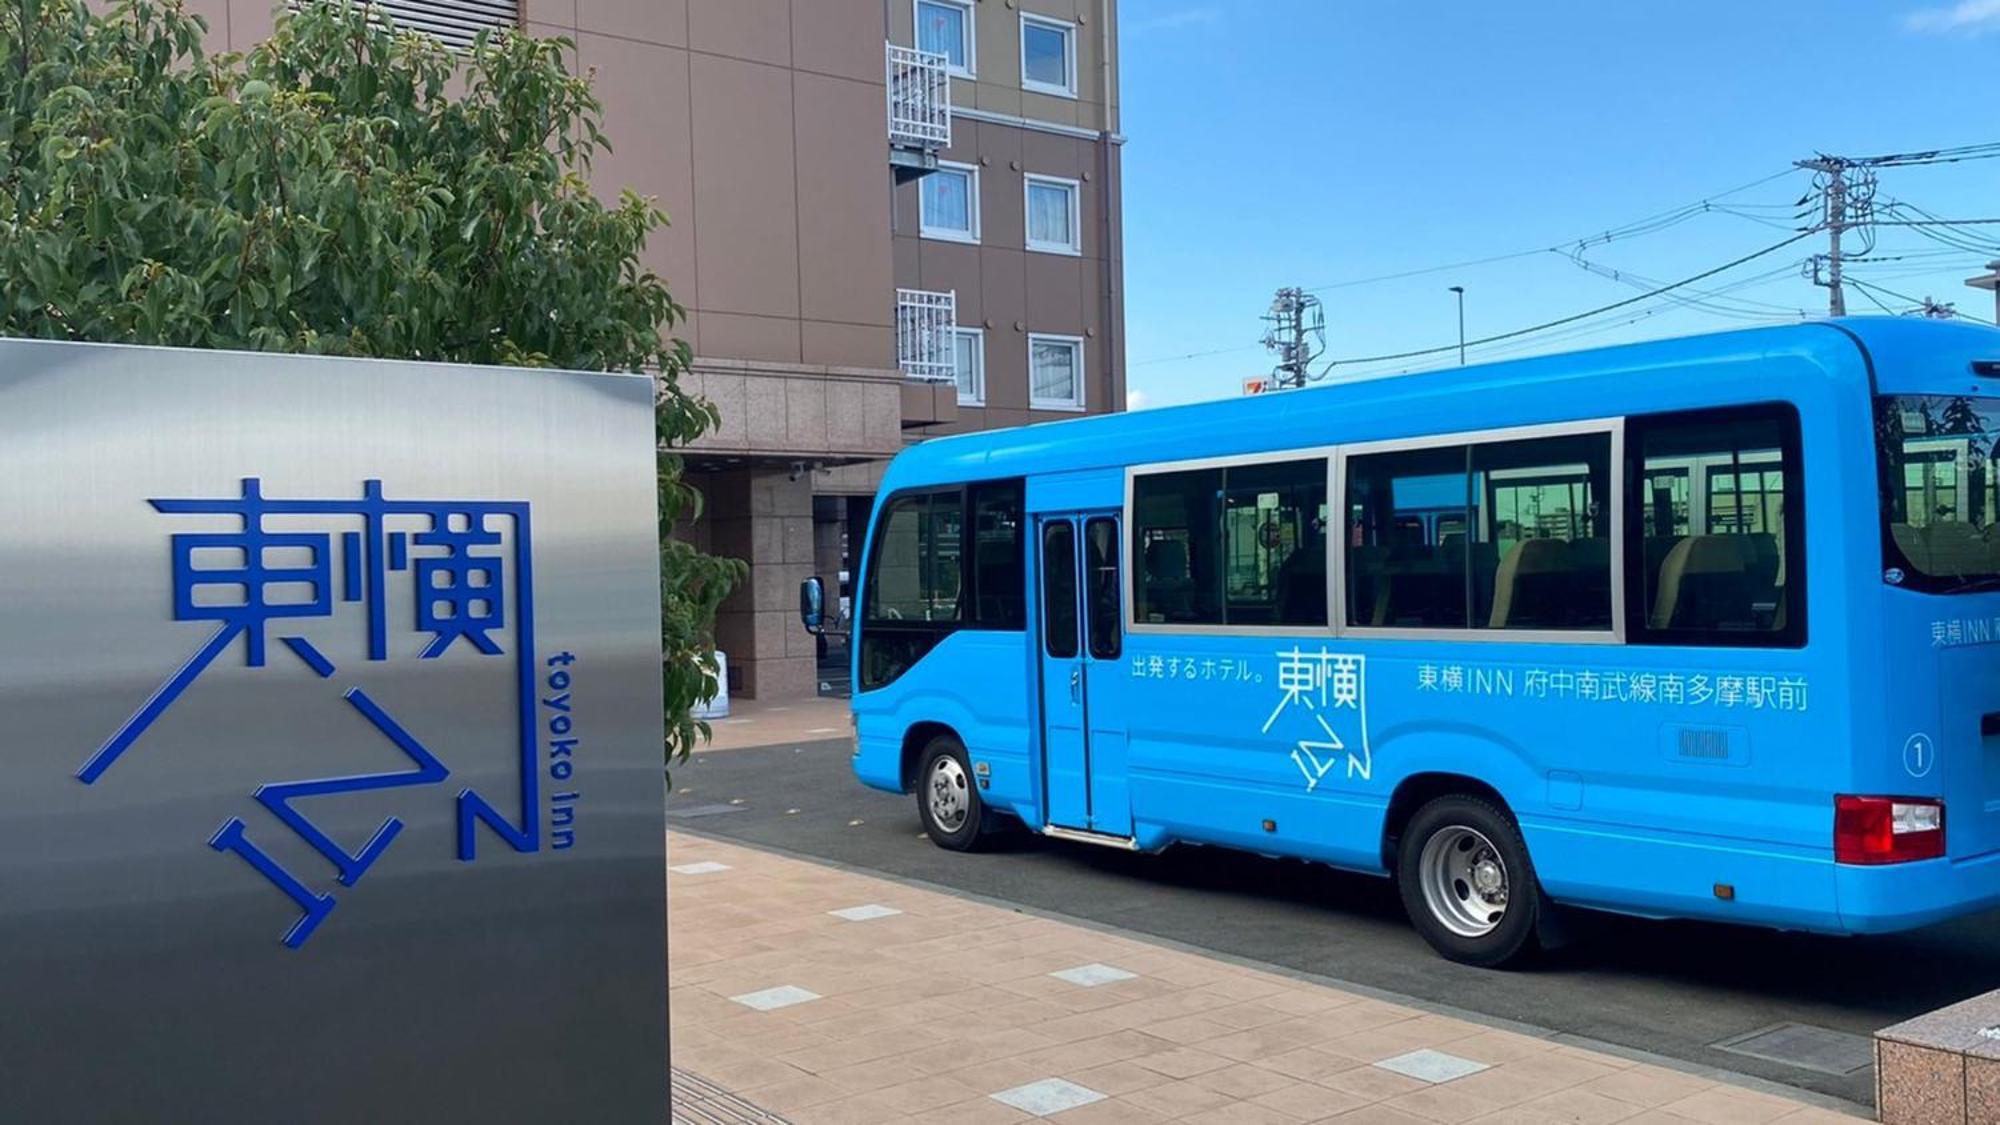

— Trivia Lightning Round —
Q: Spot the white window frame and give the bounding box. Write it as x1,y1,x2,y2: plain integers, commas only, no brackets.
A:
1023,173,1082,256
914,0,976,78
1334,418,1624,645
1123,447,1339,639
1120,416,1628,642
952,327,986,405
1019,12,1078,98
1028,333,1087,412
919,160,981,244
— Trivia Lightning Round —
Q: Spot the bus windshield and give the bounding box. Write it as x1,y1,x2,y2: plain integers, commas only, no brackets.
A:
1879,394,2000,591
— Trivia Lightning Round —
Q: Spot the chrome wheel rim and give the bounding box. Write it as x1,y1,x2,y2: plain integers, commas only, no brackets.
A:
1419,826,1509,938
926,755,970,834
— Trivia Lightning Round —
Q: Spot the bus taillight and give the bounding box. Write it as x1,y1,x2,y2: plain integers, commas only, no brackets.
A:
1834,796,1945,864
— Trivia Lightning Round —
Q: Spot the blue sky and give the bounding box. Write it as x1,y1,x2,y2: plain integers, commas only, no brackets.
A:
1118,1,2000,407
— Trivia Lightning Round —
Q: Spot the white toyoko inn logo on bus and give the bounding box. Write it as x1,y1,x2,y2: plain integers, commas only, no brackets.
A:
1263,648,1371,790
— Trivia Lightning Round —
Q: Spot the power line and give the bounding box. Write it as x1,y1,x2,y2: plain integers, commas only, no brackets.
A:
1847,276,1996,325
1322,231,1815,370
1837,141,2000,168
1297,166,1804,294
1132,169,1811,368
1130,343,1263,368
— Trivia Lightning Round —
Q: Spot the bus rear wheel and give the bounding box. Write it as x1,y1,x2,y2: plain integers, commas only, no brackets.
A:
1396,795,1542,968
916,735,988,852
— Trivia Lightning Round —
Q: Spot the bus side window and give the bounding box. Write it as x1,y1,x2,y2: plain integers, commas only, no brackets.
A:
1043,521,1079,658
1345,445,1471,629
1627,405,1803,646
1133,468,1224,625
969,481,1026,629
1131,459,1327,628
1470,432,1613,631
866,493,963,624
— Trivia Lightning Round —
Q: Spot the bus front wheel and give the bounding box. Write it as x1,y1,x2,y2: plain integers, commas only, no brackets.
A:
916,735,988,852
1396,795,1542,968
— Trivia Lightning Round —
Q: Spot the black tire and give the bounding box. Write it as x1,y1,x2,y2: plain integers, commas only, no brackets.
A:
915,735,988,852
1395,795,1543,968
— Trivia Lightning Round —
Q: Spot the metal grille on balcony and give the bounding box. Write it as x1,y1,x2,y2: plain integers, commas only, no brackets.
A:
896,289,958,383
886,44,951,151
289,0,520,49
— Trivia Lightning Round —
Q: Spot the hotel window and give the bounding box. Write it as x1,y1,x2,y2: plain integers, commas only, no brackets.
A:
1020,13,1076,97
916,0,975,76
952,328,985,405
1029,334,1085,411
1025,175,1081,255
920,162,980,243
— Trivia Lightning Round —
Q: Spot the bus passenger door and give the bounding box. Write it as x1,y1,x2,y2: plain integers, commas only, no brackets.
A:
1038,512,1132,838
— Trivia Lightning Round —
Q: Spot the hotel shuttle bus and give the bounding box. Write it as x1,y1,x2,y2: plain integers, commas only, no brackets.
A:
808,318,2000,966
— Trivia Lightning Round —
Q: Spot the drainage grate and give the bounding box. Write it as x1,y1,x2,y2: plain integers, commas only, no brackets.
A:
672,1068,792,1124
1711,1022,1875,1077
666,803,748,819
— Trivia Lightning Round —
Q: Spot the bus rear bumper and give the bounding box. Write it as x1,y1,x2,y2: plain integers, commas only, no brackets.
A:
1834,848,2000,934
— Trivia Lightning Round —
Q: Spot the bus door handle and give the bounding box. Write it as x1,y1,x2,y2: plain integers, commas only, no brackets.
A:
1069,667,1082,705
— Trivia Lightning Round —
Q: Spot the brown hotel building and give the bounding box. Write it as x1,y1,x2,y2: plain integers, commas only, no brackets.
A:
186,0,1128,699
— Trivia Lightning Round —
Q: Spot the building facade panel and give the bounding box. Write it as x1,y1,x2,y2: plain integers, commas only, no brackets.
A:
580,32,698,307
687,0,793,67
794,71,897,342
576,0,685,45
689,52,803,325
791,0,890,84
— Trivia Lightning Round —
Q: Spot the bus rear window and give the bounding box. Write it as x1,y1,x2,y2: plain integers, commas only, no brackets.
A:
1879,395,2000,592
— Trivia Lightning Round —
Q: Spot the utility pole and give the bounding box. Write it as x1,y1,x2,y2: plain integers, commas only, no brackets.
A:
1261,287,1325,389
1448,286,1466,365
1798,155,1876,318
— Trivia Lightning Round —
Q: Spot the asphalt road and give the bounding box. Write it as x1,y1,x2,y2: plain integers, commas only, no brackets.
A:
670,739,2000,1109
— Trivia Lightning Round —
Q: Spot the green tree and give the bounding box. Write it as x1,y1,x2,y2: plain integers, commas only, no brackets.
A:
0,0,741,763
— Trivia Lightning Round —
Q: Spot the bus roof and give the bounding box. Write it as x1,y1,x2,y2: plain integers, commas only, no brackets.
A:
883,317,2000,492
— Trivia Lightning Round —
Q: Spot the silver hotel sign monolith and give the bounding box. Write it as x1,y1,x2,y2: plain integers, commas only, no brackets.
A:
0,340,670,1122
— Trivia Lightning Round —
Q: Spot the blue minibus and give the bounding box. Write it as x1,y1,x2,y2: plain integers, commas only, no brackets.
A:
808,318,2000,966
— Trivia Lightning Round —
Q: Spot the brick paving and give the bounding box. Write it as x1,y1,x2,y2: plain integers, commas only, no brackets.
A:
667,832,1863,1124
698,696,852,754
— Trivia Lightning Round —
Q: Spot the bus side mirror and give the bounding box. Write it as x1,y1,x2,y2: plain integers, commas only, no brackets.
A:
799,576,825,634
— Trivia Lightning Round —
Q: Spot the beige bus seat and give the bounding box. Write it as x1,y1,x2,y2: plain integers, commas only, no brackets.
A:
1740,533,1780,589
1644,535,1685,583
1487,539,1572,628
1650,534,1754,630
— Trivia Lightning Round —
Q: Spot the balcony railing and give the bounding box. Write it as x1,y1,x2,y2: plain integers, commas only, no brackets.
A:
887,44,951,151
896,288,958,383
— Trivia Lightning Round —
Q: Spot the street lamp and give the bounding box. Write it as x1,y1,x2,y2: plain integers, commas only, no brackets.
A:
1448,286,1466,366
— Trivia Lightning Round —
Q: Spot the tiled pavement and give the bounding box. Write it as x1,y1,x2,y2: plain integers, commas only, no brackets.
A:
699,697,851,753
668,832,1864,1124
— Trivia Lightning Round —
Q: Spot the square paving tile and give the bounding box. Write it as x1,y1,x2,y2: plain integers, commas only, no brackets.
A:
731,985,822,1012
669,861,731,875
1051,963,1138,987
990,1077,1108,1116
829,904,904,922
1373,1048,1490,1084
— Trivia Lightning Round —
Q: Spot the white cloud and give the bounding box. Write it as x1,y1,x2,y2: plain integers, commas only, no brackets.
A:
1906,0,2000,33
1126,388,1151,410
1123,6,1222,34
